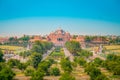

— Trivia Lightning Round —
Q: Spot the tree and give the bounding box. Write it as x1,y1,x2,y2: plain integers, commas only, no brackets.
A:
38,61,52,75
96,74,109,80
17,63,27,70
9,37,15,42
31,70,44,80
60,58,72,73
84,63,108,80
19,35,30,42
78,50,93,58
24,66,35,76
59,72,75,80
31,52,42,68
107,54,117,61
77,58,86,66
94,58,103,66
7,59,20,68
50,67,60,76
113,65,120,75
65,41,81,55
0,63,15,80
0,49,4,62
31,41,44,54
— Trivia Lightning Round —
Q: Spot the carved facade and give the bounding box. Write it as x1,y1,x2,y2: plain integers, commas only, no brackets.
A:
47,28,71,46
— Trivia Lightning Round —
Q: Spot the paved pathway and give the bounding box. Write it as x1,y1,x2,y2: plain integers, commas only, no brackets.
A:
42,47,55,61
63,47,74,62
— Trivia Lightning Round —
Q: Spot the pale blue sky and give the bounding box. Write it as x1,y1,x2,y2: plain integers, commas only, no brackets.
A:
0,0,120,36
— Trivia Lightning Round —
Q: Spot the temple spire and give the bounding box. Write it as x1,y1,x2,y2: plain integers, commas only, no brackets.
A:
58,27,62,30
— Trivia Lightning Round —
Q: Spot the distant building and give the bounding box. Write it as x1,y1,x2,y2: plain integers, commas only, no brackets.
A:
0,37,9,44
47,28,71,46
91,37,109,44
76,35,86,48
29,35,42,42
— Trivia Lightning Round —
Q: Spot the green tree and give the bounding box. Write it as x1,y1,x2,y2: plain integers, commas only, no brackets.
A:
78,50,93,58
31,70,44,80
17,63,27,70
50,67,60,76
113,65,120,75
85,63,102,80
65,41,81,55
107,54,117,61
31,52,42,68
77,58,86,66
38,61,52,75
0,63,15,80
94,58,103,66
9,37,15,42
60,58,72,73
24,66,35,76
0,49,4,62
32,41,44,54
96,74,109,80
59,72,75,80
7,59,20,68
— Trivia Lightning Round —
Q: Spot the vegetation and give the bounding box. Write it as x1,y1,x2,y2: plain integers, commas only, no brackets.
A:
30,52,42,68
76,57,86,66
102,54,120,75
0,63,15,80
65,41,81,55
7,59,20,68
59,72,75,80
0,49,4,62
60,58,72,73
50,67,60,76
32,41,53,54
31,69,44,80
85,63,109,80
24,66,35,76
1,35,120,80
77,49,93,58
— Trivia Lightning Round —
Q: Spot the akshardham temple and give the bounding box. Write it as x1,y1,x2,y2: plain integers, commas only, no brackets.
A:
47,28,71,46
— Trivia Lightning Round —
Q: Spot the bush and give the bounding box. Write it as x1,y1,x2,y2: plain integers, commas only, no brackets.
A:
24,66,35,76
50,67,60,76
59,72,75,80
31,70,44,80
0,63,15,80
7,59,20,68
60,58,72,73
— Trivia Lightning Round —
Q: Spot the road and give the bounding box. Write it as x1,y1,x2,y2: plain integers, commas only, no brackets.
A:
63,47,74,62
42,47,55,61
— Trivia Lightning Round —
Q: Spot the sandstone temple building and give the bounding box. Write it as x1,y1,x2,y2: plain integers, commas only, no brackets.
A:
47,28,71,46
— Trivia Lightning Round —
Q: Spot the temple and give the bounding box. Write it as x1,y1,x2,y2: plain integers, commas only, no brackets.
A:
47,28,71,46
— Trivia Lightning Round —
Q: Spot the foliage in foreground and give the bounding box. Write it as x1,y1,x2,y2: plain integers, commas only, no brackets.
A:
59,72,75,80
0,63,15,80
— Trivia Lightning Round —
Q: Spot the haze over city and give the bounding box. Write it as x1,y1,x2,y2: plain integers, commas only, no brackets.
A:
0,0,120,37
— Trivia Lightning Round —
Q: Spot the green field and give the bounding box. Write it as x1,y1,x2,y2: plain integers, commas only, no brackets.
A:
85,45,120,53
0,45,26,54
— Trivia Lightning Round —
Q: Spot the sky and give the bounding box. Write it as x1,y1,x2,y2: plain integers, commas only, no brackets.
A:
0,0,120,37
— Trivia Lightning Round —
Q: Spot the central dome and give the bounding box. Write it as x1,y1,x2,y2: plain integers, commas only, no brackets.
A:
55,28,65,35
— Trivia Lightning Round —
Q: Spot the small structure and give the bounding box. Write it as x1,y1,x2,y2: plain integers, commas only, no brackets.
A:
29,35,42,42
76,35,86,48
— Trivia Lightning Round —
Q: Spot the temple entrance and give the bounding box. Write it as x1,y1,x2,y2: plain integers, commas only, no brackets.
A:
57,38,63,41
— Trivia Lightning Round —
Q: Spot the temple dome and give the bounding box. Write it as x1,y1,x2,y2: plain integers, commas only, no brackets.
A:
55,28,65,34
